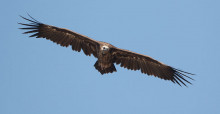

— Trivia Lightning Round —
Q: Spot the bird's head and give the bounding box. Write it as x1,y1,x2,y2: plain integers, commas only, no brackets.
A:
101,45,110,54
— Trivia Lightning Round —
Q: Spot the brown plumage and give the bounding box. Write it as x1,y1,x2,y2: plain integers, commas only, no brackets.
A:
19,15,194,86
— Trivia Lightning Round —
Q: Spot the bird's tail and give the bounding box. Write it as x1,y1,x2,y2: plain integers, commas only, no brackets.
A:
94,61,117,74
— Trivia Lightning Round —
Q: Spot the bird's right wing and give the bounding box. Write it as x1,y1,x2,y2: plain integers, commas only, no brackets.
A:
19,15,100,58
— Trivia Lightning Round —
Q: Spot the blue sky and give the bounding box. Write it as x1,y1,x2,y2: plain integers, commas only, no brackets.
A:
1,0,220,114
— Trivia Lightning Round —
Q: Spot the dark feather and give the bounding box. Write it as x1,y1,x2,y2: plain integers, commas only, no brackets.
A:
19,15,100,58
29,33,39,37
19,27,38,29
18,23,37,27
23,30,38,34
112,48,194,86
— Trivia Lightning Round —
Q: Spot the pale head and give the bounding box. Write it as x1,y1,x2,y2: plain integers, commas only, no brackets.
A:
101,45,110,54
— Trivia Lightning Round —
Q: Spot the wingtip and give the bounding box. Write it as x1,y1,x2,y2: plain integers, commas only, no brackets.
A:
27,13,40,23
19,14,40,24
171,67,195,87
173,67,195,75
19,15,25,19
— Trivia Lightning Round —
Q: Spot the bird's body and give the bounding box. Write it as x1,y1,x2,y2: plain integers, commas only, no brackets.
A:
95,42,117,73
19,15,194,86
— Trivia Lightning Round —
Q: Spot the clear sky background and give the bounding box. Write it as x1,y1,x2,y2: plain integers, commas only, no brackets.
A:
1,0,219,114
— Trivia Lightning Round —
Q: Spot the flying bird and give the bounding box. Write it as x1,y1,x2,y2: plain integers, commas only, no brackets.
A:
19,15,194,86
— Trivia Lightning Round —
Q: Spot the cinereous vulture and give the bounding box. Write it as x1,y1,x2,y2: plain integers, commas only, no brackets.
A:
19,15,194,86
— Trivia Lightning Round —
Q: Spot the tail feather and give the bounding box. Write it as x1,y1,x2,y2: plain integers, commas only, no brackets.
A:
94,61,117,74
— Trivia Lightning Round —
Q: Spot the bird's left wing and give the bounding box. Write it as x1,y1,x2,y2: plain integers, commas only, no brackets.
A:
112,47,194,86
19,15,100,58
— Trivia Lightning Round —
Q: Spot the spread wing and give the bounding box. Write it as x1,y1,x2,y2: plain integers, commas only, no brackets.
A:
112,48,194,86
19,15,100,58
